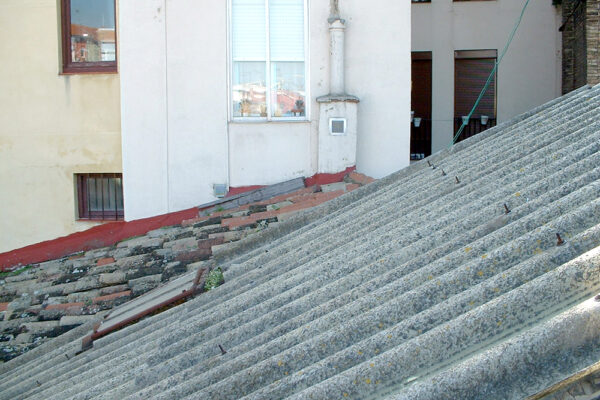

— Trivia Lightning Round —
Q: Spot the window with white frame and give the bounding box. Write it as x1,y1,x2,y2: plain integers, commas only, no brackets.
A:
231,0,307,120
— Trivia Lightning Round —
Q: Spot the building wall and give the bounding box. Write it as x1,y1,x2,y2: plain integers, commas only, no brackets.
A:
0,0,122,253
562,0,600,93
588,0,600,85
120,0,411,220
412,0,562,153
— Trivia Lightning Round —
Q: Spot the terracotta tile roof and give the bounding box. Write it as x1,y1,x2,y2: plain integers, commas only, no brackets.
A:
0,178,368,363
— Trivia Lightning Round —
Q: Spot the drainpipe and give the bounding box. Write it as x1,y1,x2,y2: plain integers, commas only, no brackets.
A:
328,17,346,95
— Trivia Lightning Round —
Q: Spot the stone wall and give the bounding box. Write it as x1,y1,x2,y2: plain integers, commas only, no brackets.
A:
562,0,600,93
587,0,600,86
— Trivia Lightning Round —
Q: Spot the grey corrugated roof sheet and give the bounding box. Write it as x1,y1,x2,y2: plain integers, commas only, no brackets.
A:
2,84,600,399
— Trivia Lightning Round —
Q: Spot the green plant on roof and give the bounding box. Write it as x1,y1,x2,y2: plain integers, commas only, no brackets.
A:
0,265,33,279
255,220,269,232
204,267,224,291
215,206,224,212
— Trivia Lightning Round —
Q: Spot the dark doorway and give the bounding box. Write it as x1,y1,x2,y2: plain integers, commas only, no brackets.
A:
411,52,432,160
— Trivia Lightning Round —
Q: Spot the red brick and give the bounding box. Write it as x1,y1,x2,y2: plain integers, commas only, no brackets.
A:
46,302,85,311
287,192,323,204
288,190,344,204
0,303,8,312
247,210,279,221
93,290,131,304
278,190,344,215
345,183,360,191
348,172,375,185
255,186,318,206
181,216,209,227
222,216,258,229
197,237,225,250
174,249,212,263
208,210,228,217
97,257,115,267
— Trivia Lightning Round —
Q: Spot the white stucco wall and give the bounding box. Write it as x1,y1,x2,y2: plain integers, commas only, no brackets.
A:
345,0,412,178
412,0,562,153
120,0,229,220
120,0,411,219
229,123,312,186
119,0,168,220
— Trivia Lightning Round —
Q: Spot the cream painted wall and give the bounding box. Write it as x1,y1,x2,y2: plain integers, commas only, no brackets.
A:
0,0,122,252
120,0,411,219
412,0,562,153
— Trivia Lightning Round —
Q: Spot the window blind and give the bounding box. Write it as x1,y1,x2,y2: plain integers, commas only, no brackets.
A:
455,58,496,118
232,0,266,60
269,0,304,61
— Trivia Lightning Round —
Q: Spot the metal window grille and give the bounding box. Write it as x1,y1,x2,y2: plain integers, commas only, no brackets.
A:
453,117,497,143
76,173,124,220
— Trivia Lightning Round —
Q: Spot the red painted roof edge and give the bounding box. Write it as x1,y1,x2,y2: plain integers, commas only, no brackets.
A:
304,166,356,187
0,207,198,271
0,167,357,271
226,185,266,197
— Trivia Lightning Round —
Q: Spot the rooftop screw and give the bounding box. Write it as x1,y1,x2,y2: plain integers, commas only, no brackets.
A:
219,344,227,355
36,381,41,387
427,160,431,167
504,204,511,214
556,233,565,246
441,169,446,176
455,176,460,184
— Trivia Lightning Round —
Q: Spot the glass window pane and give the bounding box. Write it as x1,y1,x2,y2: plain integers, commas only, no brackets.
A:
70,0,115,63
269,0,304,61
115,178,124,211
232,0,266,60
106,178,116,210
271,62,305,117
233,61,267,117
88,178,97,210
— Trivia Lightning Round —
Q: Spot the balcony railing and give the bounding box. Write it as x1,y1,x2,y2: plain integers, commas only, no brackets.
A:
410,118,432,160
454,116,497,143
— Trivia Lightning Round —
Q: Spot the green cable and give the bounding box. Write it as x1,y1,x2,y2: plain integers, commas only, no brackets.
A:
452,0,532,145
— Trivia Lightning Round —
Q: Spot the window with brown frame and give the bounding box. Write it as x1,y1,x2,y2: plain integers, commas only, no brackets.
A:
61,0,117,73
76,173,124,220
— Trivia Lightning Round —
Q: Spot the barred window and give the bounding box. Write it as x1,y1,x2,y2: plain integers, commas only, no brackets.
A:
76,173,124,220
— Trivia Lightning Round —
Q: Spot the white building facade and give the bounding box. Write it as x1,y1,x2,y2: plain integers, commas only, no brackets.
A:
411,0,562,157
119,0,411,220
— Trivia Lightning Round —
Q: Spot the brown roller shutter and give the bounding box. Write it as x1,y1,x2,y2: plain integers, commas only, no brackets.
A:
455,57,496,118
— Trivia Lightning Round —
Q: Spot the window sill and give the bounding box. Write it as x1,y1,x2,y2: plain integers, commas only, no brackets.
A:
60,65,118,75
60,70,118,76
77,218,124,223
229,118,310,124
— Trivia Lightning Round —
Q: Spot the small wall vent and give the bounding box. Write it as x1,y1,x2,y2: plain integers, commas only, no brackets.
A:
329,118,347,136
213,184,228,198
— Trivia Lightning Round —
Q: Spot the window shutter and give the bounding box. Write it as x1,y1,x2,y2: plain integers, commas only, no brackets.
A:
232,0,266,60
269,0,304,61
455,58,496,118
